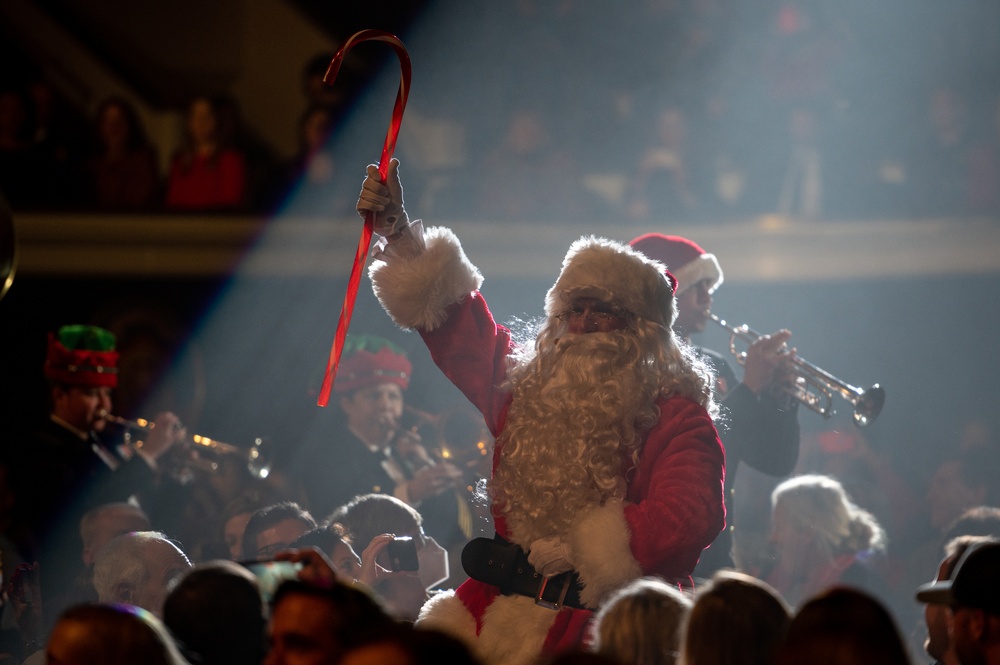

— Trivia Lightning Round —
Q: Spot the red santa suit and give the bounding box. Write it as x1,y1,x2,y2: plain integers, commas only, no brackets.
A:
369,226,725,665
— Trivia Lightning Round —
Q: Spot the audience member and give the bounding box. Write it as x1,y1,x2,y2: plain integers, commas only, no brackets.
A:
80,502,151,569
164,94,247,211
44,603,191,665
338,622,483,665
289,524,363,580
475,106,594,221
591,576,691,665
627,105,701,221
264,578,395,665
300,51,342,112
278,103,343,215
680,570,791,665
240,501,316,560
774,586,911,665
212,92,280,212
91,531,192,616
162,560,268,665
765,474,889,609
0,85,49,209
85,96,160,211
328,493,450,620
916,541,1000,665
219,493,271,561
919,535,998,665
72,502,152,605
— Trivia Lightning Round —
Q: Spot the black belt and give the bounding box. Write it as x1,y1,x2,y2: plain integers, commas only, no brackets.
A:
461,534,588,610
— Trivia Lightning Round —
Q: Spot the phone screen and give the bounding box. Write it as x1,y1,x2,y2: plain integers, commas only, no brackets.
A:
239,560,301,602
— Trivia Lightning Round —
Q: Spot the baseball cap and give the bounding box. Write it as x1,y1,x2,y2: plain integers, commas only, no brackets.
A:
915,541,1000,613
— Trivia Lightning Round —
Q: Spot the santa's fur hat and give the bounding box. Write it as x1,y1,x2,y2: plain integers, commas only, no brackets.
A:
545,236,676,328
629,233,723,296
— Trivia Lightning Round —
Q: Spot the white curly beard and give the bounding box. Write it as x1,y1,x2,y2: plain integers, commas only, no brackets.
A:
491,331,660,548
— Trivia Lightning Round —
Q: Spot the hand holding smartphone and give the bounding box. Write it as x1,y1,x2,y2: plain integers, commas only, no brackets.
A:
239,559,302,602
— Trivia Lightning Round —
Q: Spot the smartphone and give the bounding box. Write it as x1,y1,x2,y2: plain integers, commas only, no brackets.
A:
385,536,419,572
239,559,301,602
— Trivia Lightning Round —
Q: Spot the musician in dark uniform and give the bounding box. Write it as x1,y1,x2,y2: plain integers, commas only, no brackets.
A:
630,234,801,576
289,335,469,551
6,325,183,632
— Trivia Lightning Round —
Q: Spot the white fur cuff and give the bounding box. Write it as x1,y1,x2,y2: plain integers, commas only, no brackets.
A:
568,499,642,607
369,226,484,331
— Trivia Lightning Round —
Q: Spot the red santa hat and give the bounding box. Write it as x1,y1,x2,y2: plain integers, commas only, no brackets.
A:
333,335,412,394
545,236,677,328
44,325,119,388
628,233,723,296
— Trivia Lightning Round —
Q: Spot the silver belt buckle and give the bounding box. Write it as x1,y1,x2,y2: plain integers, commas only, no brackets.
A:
534,574,571,611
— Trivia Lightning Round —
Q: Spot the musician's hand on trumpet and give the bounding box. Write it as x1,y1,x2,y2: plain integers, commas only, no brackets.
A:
741,329,796,395
384,415,464,503
134,412,187,462
407,463,465,503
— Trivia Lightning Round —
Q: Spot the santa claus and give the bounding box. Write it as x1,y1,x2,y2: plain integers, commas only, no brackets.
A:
356,159,726,665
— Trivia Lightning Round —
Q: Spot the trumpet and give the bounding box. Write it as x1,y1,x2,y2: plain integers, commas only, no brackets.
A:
708,314,886,427
389,405,492,480
97,410,272,479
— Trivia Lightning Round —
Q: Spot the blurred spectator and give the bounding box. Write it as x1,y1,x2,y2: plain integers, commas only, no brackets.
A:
776,106,824,219
278,103,342,215
774,586,911,665
765,474,890,609
241,501,316,560
44,603,191,665
591,576,691,665
163,560,268,665
212,93,280,213
915,541,1000,665
338,622,483,665
0,85,48,209
680,570,791,665
164,95,248,212
265,578,394,665
218,493,272,561
301,51,342,112
905,85,982,217
475,107,594,222
92,531,193,617
85,96,160,211
918,535,998,665
627,105,701,221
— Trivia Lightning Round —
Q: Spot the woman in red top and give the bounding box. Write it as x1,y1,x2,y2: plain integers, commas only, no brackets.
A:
165,95,247,211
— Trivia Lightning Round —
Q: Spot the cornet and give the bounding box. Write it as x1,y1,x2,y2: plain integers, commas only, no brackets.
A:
708,314,885,427
97,410,272,479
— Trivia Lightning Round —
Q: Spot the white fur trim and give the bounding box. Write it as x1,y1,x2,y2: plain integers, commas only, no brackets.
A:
672,253,723,295
416,591,479,651
545,236,675,328
417,593,556,665
477,595,557,665
369,226,484,331
568,499,642,607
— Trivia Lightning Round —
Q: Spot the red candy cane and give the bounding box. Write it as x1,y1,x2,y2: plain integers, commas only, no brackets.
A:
316,30,412,407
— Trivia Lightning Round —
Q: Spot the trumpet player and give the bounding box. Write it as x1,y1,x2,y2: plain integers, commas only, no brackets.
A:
630,234,802,578
290,335,465,547
5,324,187,631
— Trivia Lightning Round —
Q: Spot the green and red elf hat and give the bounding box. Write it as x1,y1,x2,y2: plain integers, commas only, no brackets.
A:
44,325,119,388
333,334,412,394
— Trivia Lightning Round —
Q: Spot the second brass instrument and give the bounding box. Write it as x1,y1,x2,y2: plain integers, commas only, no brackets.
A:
98,410,272,479
708,314,885,427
